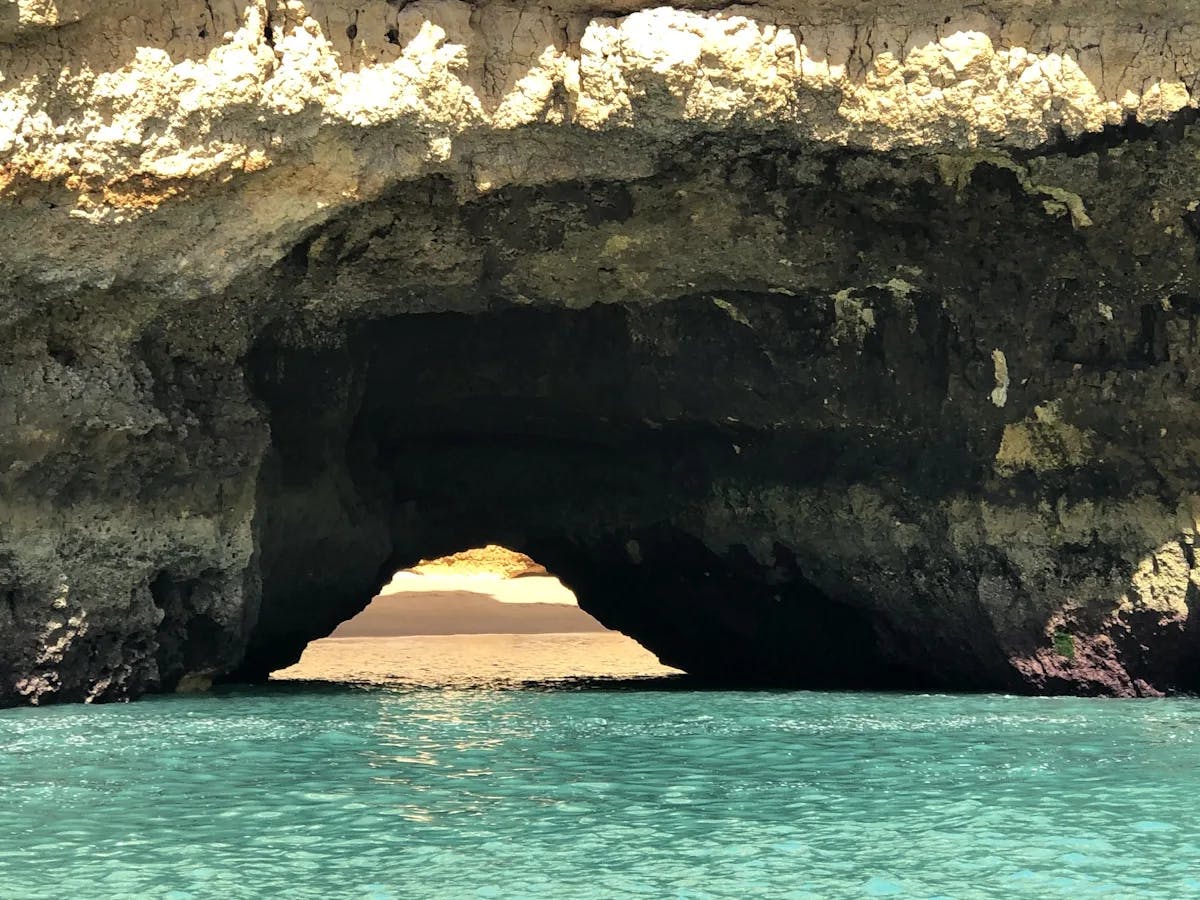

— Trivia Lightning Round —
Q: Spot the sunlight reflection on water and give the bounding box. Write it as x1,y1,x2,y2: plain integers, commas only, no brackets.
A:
1,640,1199,898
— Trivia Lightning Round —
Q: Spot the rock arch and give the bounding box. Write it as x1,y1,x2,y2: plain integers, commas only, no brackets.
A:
6,26,1200,701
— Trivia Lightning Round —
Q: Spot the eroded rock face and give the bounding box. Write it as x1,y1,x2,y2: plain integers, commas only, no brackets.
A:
4,0,1200,703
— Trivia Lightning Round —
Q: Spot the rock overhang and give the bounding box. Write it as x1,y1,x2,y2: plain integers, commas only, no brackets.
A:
3,0,1200,298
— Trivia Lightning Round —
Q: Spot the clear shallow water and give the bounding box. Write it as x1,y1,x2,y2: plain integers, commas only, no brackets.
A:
4,661,1200,898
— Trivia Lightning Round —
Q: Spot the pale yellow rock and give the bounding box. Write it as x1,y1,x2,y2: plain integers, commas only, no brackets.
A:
1126,542,1193,616
1,0,1198,298
408,545,549,578
995,401,1092,473
990,349,1009,407
832,289,876,347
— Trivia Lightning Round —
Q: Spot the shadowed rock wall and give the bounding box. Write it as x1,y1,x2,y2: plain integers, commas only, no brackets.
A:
5,1,1200,702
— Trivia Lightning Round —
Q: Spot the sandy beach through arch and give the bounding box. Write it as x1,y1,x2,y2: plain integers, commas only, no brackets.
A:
273,547,681,685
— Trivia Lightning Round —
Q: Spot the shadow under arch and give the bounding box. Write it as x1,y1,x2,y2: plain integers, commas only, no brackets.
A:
229,121,1200,697
235,294,996,692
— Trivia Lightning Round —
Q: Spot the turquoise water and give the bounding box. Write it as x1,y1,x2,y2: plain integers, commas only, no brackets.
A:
3,684,1200,899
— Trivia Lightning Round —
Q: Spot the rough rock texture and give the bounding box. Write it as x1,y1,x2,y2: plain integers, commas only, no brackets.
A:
409,546,550,578
6,0,1200,703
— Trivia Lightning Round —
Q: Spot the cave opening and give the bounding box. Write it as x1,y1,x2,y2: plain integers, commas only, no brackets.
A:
271,544,680,686
237,297,956,692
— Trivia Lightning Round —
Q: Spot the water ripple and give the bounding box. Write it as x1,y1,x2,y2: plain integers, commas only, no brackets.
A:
2,649,1200,897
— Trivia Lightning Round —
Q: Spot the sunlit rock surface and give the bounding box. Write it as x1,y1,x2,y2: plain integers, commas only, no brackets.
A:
5,0,1200,703
406,545,550,579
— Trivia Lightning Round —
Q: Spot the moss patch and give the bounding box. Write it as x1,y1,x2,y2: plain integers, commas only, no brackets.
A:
1053,630,1076,660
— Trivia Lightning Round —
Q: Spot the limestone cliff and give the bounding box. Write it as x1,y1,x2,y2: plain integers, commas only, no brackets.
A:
5,0,1200,703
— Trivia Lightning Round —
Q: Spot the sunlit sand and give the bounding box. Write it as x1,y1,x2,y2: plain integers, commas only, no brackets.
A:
272,632,681,686
275,546,681,683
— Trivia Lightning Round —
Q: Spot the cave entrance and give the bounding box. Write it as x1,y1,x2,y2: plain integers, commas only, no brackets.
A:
270,545,680,686
241,306,937,691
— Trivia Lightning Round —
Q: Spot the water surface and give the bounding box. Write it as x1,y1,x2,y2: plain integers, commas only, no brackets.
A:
3,635,1199,898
